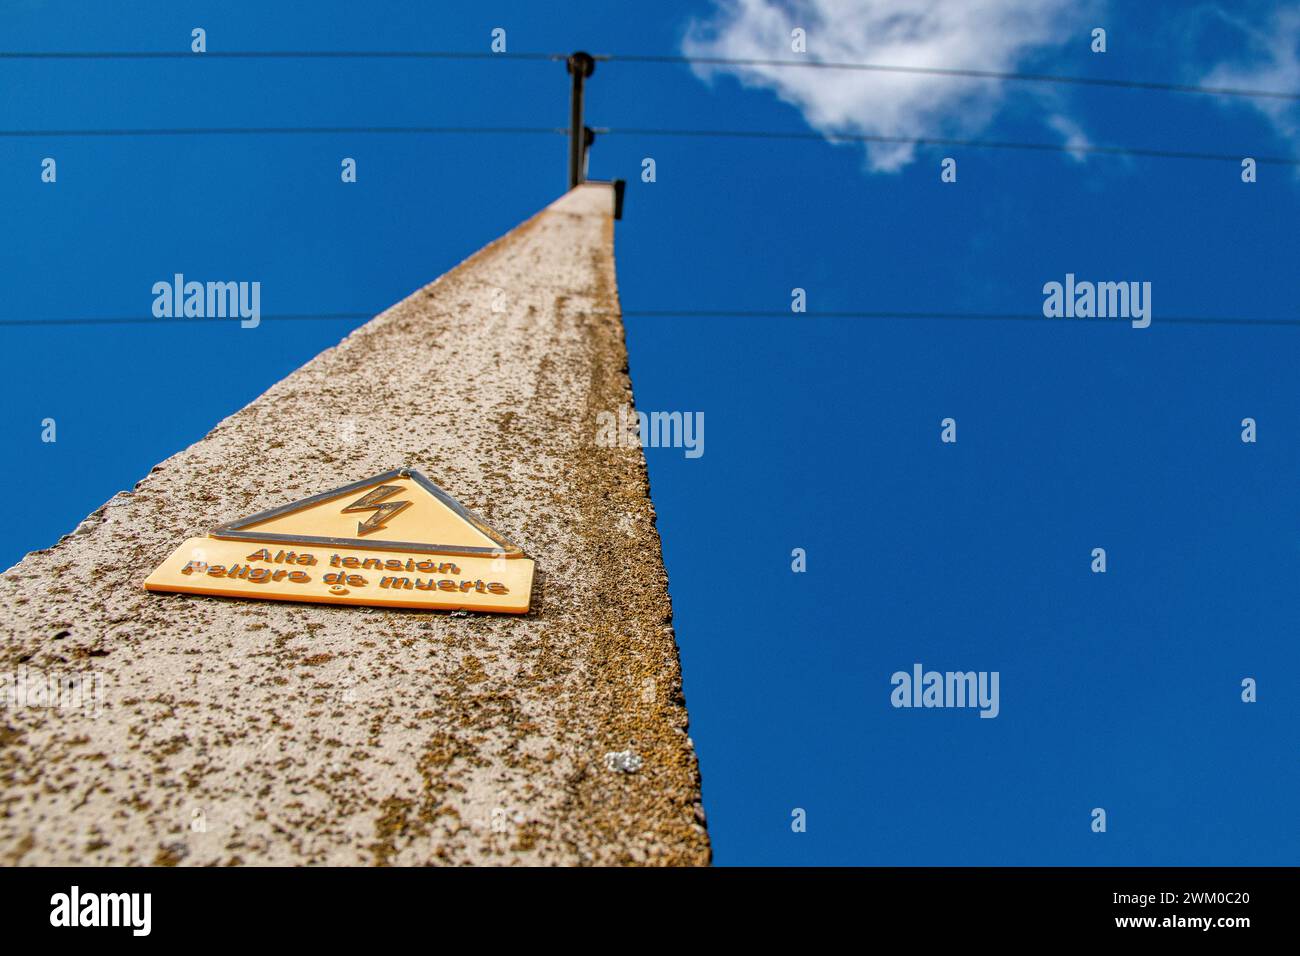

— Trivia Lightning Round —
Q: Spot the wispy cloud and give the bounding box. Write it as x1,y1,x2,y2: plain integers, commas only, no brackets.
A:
682,0,1095,171
1046,113,1092,163
1200,6,1300,148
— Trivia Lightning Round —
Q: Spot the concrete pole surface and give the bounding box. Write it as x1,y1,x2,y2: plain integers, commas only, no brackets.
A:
0,183,710,866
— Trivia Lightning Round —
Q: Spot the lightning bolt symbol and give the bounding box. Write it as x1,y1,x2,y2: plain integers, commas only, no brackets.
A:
340,484,411,536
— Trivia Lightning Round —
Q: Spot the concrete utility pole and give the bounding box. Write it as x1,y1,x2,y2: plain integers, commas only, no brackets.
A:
0,183,710,866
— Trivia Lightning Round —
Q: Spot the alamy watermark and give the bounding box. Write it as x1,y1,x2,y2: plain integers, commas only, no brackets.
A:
152,274,261,328
1042,273,1151,328
50,886,150,936
1,666,106,717
595,404,704,459
890,663,999,718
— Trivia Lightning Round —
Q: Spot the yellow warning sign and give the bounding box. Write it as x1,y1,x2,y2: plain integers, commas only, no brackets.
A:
144,468,534,614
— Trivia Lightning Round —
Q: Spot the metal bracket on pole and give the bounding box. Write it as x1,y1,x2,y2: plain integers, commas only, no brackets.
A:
567,51,596,190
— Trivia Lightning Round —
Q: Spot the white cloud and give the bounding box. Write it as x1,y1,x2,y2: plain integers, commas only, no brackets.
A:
1201,6,1300,147
1046,113,1092,163
683,0,1093,171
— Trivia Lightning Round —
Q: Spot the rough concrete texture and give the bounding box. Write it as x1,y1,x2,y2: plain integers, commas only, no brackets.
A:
0,183,711,866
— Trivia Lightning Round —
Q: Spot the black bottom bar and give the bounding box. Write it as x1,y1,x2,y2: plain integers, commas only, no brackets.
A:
0,866,1286,941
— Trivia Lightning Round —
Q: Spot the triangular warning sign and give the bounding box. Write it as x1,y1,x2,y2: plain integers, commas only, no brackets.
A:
144,468,534,614
211,468,525,558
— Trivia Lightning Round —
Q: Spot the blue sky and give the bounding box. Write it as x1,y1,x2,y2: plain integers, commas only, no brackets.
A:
2,0,1297,865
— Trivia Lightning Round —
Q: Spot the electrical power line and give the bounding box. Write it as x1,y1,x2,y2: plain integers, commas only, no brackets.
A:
599,127,1297,166
0,50,565,61
0,126,564,138
623,310,1300,328
0,314,372,327
605,53,1300,103
0,123,1284,166
4,310,1299,329
4,48,1296,102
